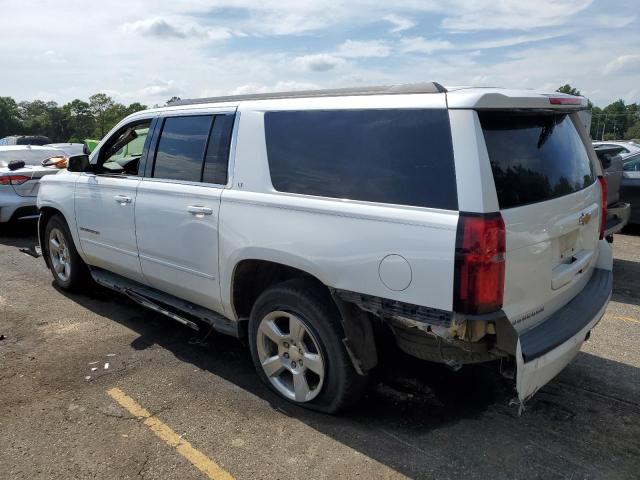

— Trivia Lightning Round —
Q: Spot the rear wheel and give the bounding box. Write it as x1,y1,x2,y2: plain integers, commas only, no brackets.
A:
248,279,368,413
44,215,90,291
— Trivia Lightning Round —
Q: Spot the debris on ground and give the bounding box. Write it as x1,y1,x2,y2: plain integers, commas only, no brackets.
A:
104,363,109,370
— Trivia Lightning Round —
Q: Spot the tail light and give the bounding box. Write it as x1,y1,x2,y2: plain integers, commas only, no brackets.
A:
453,212,506,315
0,175,30,186
598,176,607,240
548,96,583,105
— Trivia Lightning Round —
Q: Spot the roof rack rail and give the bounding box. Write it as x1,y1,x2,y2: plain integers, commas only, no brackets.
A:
169,82,447,107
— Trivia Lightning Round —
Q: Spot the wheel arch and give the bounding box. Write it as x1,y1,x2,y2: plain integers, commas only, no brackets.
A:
38,206,64,268
230,257,378,374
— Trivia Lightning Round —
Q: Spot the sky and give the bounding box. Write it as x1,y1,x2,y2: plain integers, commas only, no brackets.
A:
1,0,639,107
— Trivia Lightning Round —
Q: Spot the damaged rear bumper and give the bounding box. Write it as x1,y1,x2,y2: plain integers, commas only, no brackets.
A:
515,267,612,402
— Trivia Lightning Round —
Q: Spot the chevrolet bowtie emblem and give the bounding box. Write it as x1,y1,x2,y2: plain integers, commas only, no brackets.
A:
578,212,592,226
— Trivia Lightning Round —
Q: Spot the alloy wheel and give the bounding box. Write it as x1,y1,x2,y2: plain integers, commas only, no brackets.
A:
48,227,71,282
256,310,325,402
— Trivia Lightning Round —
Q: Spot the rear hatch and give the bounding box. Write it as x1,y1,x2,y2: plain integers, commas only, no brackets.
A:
478,110,601,333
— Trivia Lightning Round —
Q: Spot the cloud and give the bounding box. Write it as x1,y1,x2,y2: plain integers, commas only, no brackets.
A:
441,0,593,31
383,14,416,33
123,17,232,41
293,54,346,72
593,14,636,29
337,40,391,58
124,17,188,38
399,37,453,54
228,80,322,95
604,54,640,75
35,50,67,64
138,79,180,98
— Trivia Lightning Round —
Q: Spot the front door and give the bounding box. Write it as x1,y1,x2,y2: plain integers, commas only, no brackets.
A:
135,112,235,313
74,119,153,284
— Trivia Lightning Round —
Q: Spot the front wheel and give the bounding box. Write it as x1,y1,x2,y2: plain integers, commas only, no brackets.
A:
44,214,90,291
248,279,368,413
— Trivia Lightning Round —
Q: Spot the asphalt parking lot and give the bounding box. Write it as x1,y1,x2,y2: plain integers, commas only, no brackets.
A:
1,222,639,480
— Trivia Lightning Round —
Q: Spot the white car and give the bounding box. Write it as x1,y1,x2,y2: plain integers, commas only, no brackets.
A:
0,145,67,223
592,140,640,158
37,84,613,413
45,143,86,156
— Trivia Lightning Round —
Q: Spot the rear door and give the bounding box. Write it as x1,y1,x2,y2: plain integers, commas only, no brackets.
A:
135,111,235,313
478,111,601,333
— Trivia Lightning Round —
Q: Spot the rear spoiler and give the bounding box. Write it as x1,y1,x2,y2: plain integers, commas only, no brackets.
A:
447,90,588,110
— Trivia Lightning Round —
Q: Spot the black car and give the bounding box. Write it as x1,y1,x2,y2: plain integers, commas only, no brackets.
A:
0,135,51,146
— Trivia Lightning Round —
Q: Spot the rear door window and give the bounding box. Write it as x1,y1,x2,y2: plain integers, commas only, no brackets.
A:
479,112,595,209
264,109,457,210
152,115,213,182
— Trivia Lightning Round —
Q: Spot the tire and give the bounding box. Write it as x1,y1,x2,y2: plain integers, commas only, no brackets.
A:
43,214,91,292
248,278,368,414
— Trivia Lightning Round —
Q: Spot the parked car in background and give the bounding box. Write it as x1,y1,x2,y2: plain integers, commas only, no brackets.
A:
37,84,612,413
0,135,51,146
592,141,640,158
593,144,631,237
45,143,87,156
0,145,66,223
621,152,640,224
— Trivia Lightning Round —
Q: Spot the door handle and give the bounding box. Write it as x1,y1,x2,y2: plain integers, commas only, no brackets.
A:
187,205,214,216
114,195,132,205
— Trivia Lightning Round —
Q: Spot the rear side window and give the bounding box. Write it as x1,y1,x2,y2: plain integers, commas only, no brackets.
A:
264,109,457,210
153,115,212,182
479,112,595,209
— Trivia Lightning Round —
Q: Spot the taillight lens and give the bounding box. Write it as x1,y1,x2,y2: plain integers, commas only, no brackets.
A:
453,212,506,315
548,96,582,105
598,176,607,240
0,175,30,185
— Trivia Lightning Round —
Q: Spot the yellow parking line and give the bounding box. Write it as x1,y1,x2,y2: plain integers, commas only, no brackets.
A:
107,388,235,480
608,314,640,325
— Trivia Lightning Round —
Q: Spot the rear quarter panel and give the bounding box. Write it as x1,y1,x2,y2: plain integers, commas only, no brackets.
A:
219,105,458,318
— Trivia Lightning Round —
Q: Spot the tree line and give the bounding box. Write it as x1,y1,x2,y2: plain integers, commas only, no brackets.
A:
557,84,639,140
0,93,148,143
0,87,638,143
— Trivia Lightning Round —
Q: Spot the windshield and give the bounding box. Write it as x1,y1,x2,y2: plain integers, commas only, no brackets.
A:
0,149,64,167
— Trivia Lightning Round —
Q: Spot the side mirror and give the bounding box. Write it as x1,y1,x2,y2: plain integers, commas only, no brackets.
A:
67,154,91,172
8,160,25,171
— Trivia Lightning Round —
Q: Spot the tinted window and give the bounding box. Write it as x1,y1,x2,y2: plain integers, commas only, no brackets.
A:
264,109,457,210
153,115,212,182
479,112,595,209
202,114,235,184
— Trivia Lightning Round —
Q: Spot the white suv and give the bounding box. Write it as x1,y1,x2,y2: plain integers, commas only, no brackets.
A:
37,83,613,413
